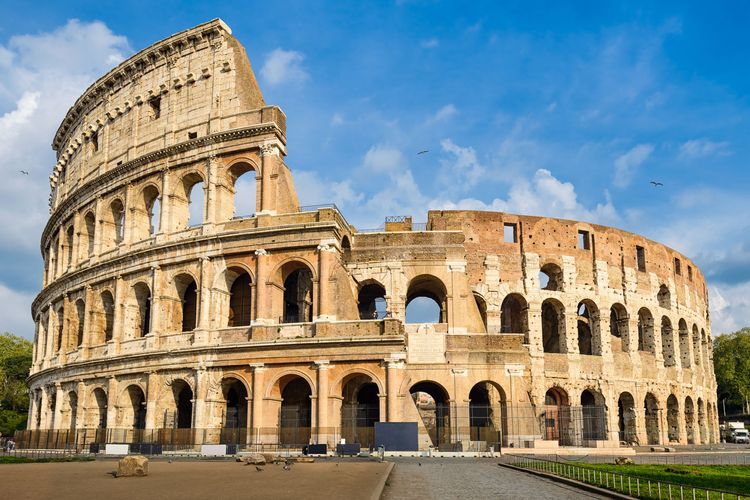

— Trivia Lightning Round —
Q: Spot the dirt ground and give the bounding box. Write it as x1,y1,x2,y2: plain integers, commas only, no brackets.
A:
0,459,391,500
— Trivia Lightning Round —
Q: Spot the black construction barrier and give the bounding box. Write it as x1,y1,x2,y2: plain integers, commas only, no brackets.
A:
336,443,361,456
374,422,418,451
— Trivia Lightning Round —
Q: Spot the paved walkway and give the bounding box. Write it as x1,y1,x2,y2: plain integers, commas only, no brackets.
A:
381,458,609,500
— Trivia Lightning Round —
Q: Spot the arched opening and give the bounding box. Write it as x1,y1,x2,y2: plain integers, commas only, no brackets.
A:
228,271,252,327
282,265,314,323
279,376,313,446
701,329,709,368
697,398,707,443
341,236,351,260
185,173,205,227
405,275,447,324
657,284,671,309
111,199,125,245
468,382,507,450
67,391,78,430
84,212,95,257
125,385,146,431
410,381,450,448
637,307,655,353
100,291,115,343
544,387,571,444
692,324,702,367
340,375,380,449
679,319,691,368
172,381,193,429
56,306,64,352
230,163,257,219
131,282,151,338
610,303,628,352
577,301,600,355
685,396,695,444
539,263,563,291
92,388,107,430
357,282,387,320
180,278,198,332
541,299,565,353
617,392,637,444
581,389,607,441
221,378,248,443
474,293,488,333
666,394,679,443
142,185,161,237
500,293,529,339
644,393,660,445
65,225,74,268
661,316,675,367
74,299,85,348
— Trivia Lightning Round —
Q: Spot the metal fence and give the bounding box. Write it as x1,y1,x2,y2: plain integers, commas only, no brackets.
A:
506,454,746,500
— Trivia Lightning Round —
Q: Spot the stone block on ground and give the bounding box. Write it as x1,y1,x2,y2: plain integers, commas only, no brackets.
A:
294,457,315,463
116,455,148,477
242,453,266,465
614,457,634,465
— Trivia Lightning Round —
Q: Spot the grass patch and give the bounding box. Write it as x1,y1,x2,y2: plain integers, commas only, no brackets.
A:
0,455,95,464
581,463,750,496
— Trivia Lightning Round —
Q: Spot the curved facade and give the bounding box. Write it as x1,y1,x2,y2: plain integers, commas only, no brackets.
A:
28,19,718,451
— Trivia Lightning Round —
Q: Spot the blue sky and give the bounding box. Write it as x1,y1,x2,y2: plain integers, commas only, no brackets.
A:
1,1,749,338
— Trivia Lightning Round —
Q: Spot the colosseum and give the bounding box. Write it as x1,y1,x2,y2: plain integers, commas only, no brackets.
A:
25,19,719,453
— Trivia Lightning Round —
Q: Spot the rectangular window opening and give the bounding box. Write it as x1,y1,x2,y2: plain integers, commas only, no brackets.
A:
188,131,198,140
91,131,99,152
674,257,681,276
503,223,518,243
636,245,646,272
149,97,161,119
688,265,693,281
578,230,591,250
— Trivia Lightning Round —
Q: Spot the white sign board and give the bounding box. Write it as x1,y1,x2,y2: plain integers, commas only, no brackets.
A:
105,444,129,455
407,324,446,364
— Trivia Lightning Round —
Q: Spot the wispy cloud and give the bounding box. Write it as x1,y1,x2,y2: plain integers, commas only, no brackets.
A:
261,48,309,86
420,38,439,49
679,138,731,160
613,144,654,188
427,104,457,124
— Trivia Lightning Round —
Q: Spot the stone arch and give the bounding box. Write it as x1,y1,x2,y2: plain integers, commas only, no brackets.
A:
340,372,382,448
108,198,126,247
666,394,680,443
119,384,147,430
541,298,565,353
65,390,78,430
138,183,161,239
544,386,571,443
98,290,115,344
221,377,248,433
170,272,198,332
73,298,85,348
684,396,695,444
226,268,253,327
644,392,660,445
581,388,607,441
128,282,151,338
500,293,529,340
468,381,507,449
697,397,707,443
405,274,448,324
661,316,676,367
275,260,315,324
701,328,709,367
176,170,206,228
88,387,108,429
410,380,451,448
609,303,629,351
65,224,74,268
678,319,691,368
275,375,313,446
637,307,655,353
55,304,64,352
617,392,637,444
692,324,702,367
160,378,194,429
473,292,488,333
83,211,96,257
539,262,563,291
657,284,671,309
576,299,600,355
341,236,351,259
357,280,387,320
228,159,259,219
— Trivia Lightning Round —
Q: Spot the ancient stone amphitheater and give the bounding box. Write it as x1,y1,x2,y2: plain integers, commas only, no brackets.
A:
26,19,718,452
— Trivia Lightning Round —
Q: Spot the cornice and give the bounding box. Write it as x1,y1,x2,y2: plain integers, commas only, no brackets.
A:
42,122,284,250
52,18,231,152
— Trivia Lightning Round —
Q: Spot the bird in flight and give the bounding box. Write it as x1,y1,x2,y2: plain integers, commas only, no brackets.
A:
19,170,29,175
650,181,663,187
417,150,429,155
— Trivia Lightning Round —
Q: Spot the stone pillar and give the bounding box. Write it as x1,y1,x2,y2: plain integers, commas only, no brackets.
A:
250,364,266,443
106,376,118,429
76,381,86,431
197,257,211,330
110,276,124,354
60,294,71,360
39,386,50,429
254,249,271,324
53,383,64,429
316,243,337,321
148,266,161,347
315,361,331,445
92,197,103,261
158,168,170,234
45,305,55,366
71,211,81,269
259,143,278,215
193,368,207,430
385,359,404,422
205,155,218,226
80,285,93,360
145,371,159,430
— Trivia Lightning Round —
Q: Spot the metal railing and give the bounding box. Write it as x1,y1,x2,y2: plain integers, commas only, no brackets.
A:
507,454,746,499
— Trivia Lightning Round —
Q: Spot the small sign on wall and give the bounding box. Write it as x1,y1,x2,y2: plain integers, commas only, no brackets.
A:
407,324,446,364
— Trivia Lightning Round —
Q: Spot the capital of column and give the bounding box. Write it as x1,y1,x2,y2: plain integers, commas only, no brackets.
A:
317,243,337,253
505,364,525,377
254,249,269,257
249,363,266,372
314,360,331,370
259,143,280,157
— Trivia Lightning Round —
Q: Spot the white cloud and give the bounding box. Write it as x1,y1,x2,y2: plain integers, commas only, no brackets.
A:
427,104,457,124
0,282,35,338
294,170,363,208
420,38,439,49
438,138,484,192
710,283,750,335
613,144,654,188
260,48,309,86
679,138,731,160
330,112,344,126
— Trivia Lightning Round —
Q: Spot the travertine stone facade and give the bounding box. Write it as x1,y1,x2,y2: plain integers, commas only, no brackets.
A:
28,19,718,450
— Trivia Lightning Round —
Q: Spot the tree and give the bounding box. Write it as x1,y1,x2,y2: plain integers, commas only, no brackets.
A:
0,332,32,434
713,328,750,415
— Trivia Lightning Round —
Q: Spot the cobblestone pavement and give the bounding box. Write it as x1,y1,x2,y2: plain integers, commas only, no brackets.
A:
381,458,609,500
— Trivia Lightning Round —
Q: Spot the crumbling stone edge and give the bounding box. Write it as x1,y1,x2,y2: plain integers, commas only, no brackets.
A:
496,462,632,500
374,462,395,500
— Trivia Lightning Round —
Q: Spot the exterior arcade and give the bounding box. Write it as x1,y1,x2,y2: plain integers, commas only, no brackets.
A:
26,19,718,452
